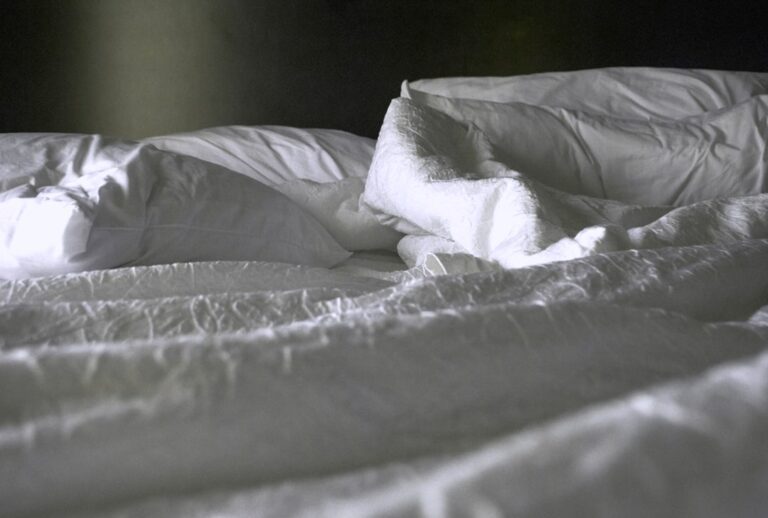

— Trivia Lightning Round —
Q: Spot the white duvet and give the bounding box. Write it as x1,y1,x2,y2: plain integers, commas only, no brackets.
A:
363,97,768,270
3,70,768,517
1,239,767,518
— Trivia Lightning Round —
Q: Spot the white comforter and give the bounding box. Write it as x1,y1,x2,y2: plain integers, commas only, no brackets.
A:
3,88,768,517
363,98,768,270
1,239,767,517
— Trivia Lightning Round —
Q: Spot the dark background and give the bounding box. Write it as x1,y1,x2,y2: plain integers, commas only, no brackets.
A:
1,0,766,138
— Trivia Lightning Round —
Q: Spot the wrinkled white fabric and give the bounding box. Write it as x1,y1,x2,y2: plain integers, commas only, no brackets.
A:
273,177,402,251
1,237,767,517
329,349,768,518
4,74,768,517
0,134,351,279
144,127,399,252
402,92,768,205
364,99,768,269
143,125,375,186
404,67,768,120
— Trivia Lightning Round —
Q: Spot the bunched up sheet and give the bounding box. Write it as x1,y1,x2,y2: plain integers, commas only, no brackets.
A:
2,67,768,517
363,97,768,270
1,238,768,517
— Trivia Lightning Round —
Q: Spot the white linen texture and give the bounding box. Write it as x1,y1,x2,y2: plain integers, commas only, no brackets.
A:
143,125,376,186
2,68,768,518
145,125,401,252
403,66,768,120
0,134,350,279
363,98,768,270
400,90,768,205
1,241,767,517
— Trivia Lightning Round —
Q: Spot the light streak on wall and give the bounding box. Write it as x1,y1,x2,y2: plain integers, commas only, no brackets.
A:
72,0,239,138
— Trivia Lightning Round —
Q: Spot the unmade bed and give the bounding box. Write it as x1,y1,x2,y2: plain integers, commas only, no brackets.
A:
1,67,768,517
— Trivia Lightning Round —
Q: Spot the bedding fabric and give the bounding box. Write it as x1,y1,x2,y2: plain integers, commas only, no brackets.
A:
143,125,376,186
1,239,767,518
144,126,400,252
271,177,402,251
0,134,350,279
3,69,768,518
398,91,768,206
403,67,768,120
363,98,768,269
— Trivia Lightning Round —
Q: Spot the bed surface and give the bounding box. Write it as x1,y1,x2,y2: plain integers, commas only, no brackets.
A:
2,67,768,517
2,239,768,517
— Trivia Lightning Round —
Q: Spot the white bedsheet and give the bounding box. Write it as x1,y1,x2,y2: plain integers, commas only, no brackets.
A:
363,98,768,271
1,236,767,517
3,74,768,517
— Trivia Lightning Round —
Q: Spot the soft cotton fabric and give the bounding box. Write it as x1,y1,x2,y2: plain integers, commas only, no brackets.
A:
145,126,400,251
399,91,768,206
363,99,768,269
404,67,768,120
3,70,768,518
1,238,767,517
272,178,402,251
0,134,350,278
143,125,376,186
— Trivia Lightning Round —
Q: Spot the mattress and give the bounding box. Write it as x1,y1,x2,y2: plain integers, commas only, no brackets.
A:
2,67,768,517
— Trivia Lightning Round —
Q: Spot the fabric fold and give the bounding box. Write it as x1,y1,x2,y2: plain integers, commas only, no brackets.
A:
364,98,768,270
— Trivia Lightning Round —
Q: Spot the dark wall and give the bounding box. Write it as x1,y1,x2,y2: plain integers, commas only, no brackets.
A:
1,0,766,138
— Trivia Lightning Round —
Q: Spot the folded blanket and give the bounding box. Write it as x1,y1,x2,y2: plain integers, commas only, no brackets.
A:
363,98,768,269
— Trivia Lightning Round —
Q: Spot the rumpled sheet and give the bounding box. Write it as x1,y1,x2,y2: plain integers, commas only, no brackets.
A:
1,237,768,517
363,98,768,270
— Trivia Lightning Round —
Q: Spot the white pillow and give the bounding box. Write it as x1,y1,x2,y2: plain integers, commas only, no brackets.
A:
0,134,351,279
404,67,768,120
272,177,402,251
144,126,400,251
143,125,376,186
402,92,768,206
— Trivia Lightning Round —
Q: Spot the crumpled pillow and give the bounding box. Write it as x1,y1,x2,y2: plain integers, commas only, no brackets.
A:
0,134,351,279
403,67,768,120
144,126,401,252
399,91,768,206
143,125,375,186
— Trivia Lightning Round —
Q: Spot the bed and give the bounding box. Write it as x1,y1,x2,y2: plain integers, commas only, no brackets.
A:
1,67,768,518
